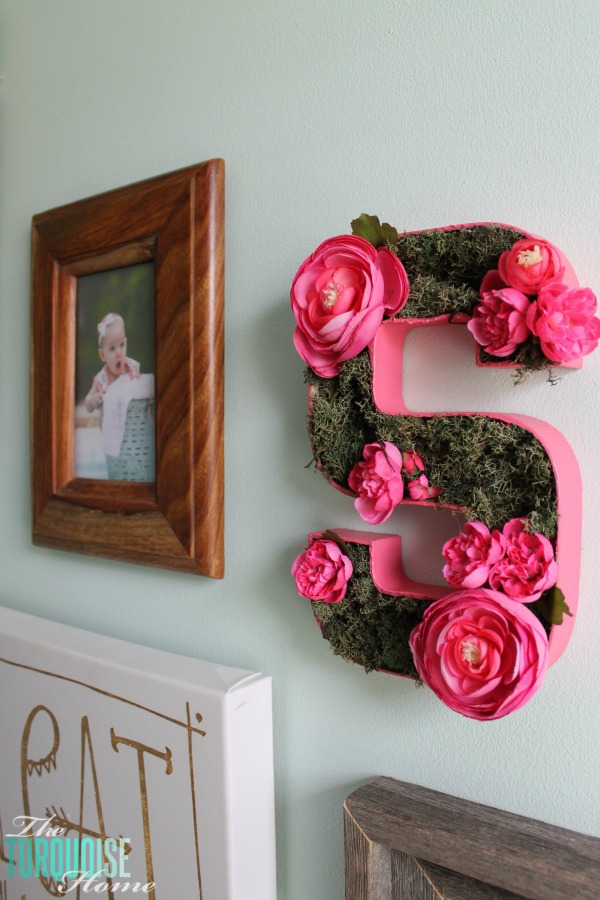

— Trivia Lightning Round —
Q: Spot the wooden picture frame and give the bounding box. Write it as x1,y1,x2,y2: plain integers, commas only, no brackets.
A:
31,159,224,577
345,777,600,899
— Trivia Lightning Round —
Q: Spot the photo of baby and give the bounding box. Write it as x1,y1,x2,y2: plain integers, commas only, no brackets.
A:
85,312,141,412
74,263,155,481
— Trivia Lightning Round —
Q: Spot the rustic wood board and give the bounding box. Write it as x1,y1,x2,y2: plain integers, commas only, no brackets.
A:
345,777,600,899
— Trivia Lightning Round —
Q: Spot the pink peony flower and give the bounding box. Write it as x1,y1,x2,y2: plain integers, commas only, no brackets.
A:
407,475,429,500
348,441,404,524
467,288,532,357
407,475,441,501
489,518,557,602
480,269,507,293
402,449,425,475
498,238,564,294
401,450,441,500
409,588,549,720
525,282,600,363
443,521,506,589
292,538,353,604
291,235,409,377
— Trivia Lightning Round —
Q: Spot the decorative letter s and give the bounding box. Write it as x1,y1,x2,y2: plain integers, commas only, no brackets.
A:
292,221,590,718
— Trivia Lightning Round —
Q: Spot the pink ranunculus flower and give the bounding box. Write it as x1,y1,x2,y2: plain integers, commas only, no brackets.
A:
348,441,404,525
291,235,409,377
498,238,564,294
525,282,600,363
442,521,506,589
375,245,410,315
292,538,353,604
467,288,532,357
489,518,557,602
409,588,550,720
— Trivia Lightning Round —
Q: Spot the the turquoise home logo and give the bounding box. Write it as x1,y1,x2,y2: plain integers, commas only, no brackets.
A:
4,814,154,895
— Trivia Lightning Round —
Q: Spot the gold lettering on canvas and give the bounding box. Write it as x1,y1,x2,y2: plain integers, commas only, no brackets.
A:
20,706,61,897
2,672,207,900
20,708,125,899
110,730,173,900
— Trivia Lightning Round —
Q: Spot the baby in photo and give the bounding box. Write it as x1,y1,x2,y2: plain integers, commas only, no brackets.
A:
85,312,140,412
81,310,154,480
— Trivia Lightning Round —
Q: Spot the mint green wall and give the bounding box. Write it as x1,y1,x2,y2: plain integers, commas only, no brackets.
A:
2,2,600,897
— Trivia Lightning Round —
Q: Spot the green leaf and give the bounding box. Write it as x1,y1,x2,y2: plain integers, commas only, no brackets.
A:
533,586,572,626
351,213,398,249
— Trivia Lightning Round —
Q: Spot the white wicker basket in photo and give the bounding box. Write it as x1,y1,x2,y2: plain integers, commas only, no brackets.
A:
102,398,155,482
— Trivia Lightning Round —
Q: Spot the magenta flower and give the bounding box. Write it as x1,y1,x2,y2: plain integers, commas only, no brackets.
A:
291,235,409,377
442,521,506,589
292,538,353,604
407,475,441,501
375,240,411,315
498,238,564,294
402,449,425,475
400,450,441,500
525,282,600,363
468,288,532,357
489,518,557,602
348,442,404,524
409,588,550,720
406,475,432,500
480,269,507,293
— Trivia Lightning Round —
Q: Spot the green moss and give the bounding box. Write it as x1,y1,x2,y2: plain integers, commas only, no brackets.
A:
395,225,525,318
312,541,552,675
308,351,557,537
480,339,550,373
312,543,425,676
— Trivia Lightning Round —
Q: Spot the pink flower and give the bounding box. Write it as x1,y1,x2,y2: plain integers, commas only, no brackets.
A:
292,538,353,604
401,450,441,500
348,442,404,524
291,235,409,377
402,450,425,475
525,282,600,362
480,269,507,293
409,588,549,720
375,244,411,315
443,521,506,589
407,475,430,500
498,238,564,294
407,475,441,501
467,288,532,357
489,518,557,602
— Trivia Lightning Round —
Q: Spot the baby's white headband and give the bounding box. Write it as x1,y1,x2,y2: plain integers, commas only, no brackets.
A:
97,313,124,346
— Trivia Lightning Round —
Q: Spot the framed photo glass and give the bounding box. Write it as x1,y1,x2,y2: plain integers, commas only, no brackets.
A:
74,262,156,482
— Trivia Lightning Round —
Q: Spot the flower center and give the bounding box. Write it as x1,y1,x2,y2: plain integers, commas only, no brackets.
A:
320,281,340,308
517,245,543,269
460,640,481,666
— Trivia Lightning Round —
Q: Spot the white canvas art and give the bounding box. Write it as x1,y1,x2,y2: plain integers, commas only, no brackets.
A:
0,606,276,900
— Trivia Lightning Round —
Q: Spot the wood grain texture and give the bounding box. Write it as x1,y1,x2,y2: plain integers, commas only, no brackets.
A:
31,160,225,577
345,805,392,899
345,777,600,900
389,853,525,899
